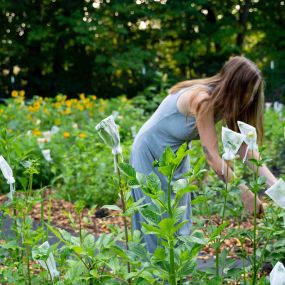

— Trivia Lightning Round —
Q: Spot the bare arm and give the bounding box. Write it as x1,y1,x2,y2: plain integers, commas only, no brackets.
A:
195,96,263,215
238,143,278,187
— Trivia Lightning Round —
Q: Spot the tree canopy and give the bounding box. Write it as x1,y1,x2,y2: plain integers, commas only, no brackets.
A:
0,0,284,101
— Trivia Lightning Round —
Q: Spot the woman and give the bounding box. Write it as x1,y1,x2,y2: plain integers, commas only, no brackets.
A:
130,56,278,253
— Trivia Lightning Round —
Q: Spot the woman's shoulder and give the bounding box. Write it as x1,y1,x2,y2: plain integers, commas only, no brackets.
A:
176,84,211,116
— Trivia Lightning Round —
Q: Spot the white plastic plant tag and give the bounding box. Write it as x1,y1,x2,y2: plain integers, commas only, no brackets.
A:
237,121,258,163
265,102,272,111
112,110,119,119
37,138,48,149
270,261,285,285
265,178,285,208
0,155,15,200
131,126,137,139
51,125,60,135
96,115,123,171
221,127,245,175
42,149,53,162
273,101,284,114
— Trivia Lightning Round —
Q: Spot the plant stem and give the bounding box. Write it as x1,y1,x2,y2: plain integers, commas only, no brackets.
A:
44,260,55,285
25,244,31,285
167,172,175,285
115,154,130,275
215,162,229,280
252,150,260,285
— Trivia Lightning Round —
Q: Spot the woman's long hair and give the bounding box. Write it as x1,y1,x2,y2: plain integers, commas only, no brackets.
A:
169,56,264,143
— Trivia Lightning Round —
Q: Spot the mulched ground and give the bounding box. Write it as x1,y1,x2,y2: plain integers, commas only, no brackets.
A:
1,191,273,284
0,191,264,264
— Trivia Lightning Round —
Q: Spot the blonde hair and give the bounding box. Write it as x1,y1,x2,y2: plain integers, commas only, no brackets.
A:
169,56,264,143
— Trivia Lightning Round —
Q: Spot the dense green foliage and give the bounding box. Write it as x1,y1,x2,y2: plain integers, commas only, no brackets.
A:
1,0,284,101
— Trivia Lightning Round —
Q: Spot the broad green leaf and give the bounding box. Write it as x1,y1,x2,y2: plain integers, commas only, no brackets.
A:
119,163,136,177
140,204,161,225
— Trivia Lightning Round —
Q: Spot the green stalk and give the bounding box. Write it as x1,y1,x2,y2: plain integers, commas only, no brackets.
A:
115,154,130,275
167,171,175,285
44,260,55,285
252,150,260,285
252,190,257,285
215,162,229,280
25,244,31,285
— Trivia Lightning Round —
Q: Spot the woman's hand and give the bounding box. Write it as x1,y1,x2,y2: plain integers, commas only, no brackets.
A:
241,189,264,217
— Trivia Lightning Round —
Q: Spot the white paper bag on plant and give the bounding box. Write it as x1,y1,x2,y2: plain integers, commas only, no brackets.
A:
270,261,285,285
237,121,258,162
0,155,15,200
95,115,123,172
221,127,245,175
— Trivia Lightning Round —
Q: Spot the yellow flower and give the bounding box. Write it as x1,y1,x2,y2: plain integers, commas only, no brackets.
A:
79,93,85,100
64,108,72,115
0,109,4,114
54,119,61,125
91,95,97,100
32,128,42,136
63,131,71,138
66,100,72,107
79,133,87,138
77,104,84,111
19,90,25,97
11,90,18,97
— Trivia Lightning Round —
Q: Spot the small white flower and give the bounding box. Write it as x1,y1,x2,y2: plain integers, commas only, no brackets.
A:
42,149,53,162
0,156,15,200
72,122,78,129
265,178,285,209
32,241,59,280
269,261,285,285
36,119,41,125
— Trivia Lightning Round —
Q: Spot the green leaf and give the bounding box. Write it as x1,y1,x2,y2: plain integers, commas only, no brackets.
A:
158,165,173,177
146,172,161,193
136,172,147,185
209,222,228,241
119,163,136,177
140,204,161,225
159,146,175,166
191,196,209,205
174,142,189,165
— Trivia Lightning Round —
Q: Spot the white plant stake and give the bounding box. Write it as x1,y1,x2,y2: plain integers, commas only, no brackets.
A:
32,241,59,281
95,115,123,172
221,127,245,175
265,178,285,227
273,101,284,115
0,155,15,200
269,261,285,285
237,121,258,163
42,149,53,162
51,125,60,135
